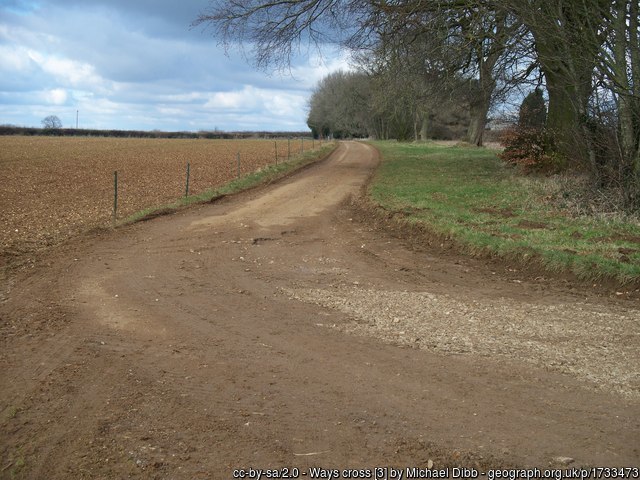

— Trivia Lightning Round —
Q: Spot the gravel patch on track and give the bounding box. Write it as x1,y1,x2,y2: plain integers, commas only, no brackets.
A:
286,286,640,399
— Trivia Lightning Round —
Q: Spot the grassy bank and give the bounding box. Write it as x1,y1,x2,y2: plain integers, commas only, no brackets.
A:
123,142,337,225
368,141,640,285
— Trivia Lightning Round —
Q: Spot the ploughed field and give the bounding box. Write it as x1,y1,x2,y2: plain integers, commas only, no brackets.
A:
0,136,307,264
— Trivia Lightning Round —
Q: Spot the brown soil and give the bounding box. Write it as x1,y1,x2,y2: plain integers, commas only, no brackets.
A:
0,136,316,266
1,142,639,478
602,234,640,244
473,207,516,218
515,220,549,230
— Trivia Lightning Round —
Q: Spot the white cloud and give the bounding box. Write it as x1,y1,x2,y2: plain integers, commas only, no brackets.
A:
45,87,67,104
289,50,354,89
205,88,258,111
0,44,34,71
0,22,62,64
160,92,207,103
157,106,186,116
80,97,121,116
39,56,102,88
0,1,350,131
205,85,305,111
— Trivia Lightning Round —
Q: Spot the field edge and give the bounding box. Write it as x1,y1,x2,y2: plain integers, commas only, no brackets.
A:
0,142,338,281
119,142,338,226
359,141,640,295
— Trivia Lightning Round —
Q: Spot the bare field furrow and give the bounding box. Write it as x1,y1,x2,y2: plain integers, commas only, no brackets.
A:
0,136,312,263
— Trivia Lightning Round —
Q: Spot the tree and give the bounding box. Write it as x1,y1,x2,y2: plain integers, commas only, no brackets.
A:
499,88,554,172
518,88,546,129
196,0,639,207
505,0,639,203
358,10,468,141
41,115,62,129
193,0,367,71
459,8,530,146
194,1,530,146
501,0,603,166
307,70,370,138
370,3,531,145
604,0,640,204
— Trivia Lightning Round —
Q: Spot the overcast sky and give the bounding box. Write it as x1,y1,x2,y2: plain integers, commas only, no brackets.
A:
0,0,349,131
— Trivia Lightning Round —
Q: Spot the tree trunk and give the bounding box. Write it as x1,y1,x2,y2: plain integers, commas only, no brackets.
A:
614,0,640,204
545,73,583,150
535,38,593,169
465,31,499,147
466,74,494,147
420,115,429,141
522,0,607,170
467,99,490,147
628,0,640,184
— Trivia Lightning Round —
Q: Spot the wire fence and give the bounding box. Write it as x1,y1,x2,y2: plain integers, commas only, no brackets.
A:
0,136,329,260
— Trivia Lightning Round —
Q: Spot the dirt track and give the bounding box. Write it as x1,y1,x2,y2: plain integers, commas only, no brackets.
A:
1,142,639,478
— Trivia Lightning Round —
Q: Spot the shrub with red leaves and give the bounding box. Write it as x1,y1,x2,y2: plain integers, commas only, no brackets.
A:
498,126,562,173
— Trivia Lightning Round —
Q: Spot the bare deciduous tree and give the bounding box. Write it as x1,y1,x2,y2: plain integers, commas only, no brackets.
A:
193,0,372,71
197,0,640,207
41,115,62,129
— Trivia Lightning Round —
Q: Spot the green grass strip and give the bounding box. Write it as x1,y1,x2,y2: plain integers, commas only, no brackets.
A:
368,141,640,284
121,143,337,225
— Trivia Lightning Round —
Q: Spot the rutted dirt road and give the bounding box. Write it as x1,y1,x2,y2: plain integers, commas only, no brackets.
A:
1,142,639,478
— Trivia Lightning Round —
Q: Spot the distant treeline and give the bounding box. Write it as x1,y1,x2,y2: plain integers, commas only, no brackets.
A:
0,125,312,139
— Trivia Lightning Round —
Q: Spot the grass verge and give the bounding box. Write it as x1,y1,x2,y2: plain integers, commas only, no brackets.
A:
121,142,337,225
368,141,640,285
